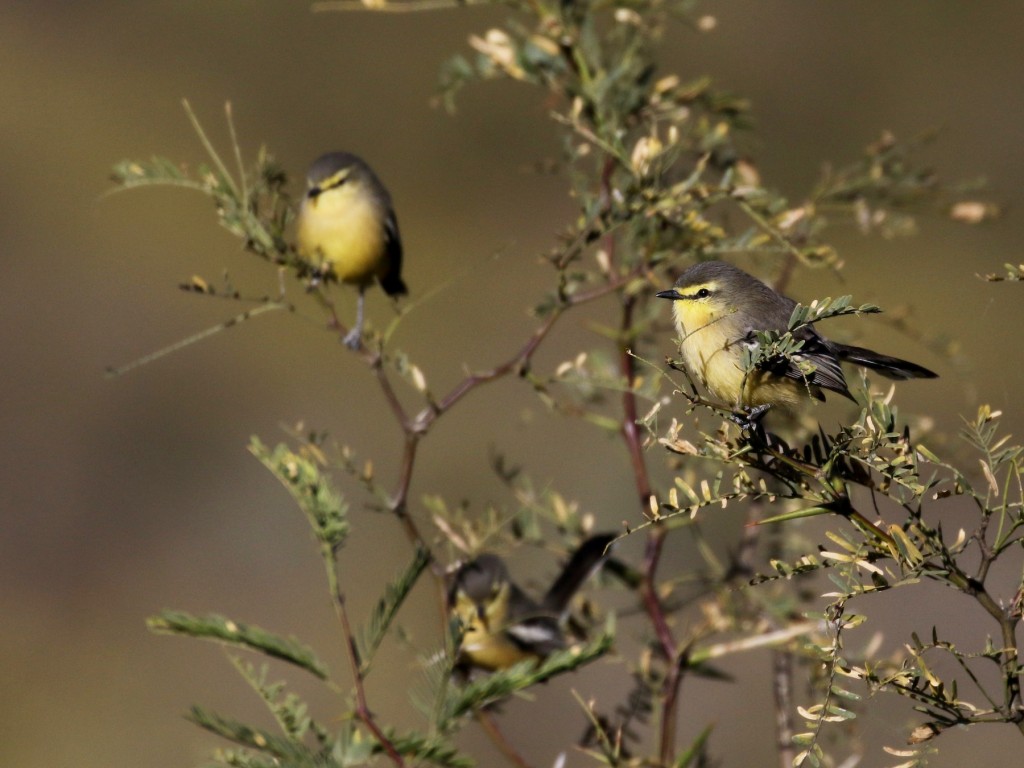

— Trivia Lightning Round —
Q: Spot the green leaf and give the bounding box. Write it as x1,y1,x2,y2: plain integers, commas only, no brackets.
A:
187,705,314,763
357,545,431,675
758,506,832,525
148,610,328,680
110,156,206,191
250,438,350,552
229,657,329,745
382,730,473,768
672,723,714,768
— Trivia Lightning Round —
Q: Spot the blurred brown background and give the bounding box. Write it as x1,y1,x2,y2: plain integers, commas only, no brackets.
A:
3,2,1024,766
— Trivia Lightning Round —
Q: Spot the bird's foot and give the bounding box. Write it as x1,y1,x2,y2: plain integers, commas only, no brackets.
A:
342,328,362,350
729,404,773,448
305,270,324,291
746,404,771,423
729,404,771,431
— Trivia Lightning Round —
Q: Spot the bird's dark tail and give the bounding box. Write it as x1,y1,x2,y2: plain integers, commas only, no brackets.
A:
541,533,616,613
380,272,408,297
834,343,937,380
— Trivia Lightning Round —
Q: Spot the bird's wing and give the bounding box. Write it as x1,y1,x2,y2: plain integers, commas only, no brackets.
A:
787,327,851,398
505,615,566,656
505,587,566,655
742,325,851,399
379,209,407,296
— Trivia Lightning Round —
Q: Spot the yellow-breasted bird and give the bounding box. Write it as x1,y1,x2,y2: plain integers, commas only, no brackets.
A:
448,534,615,672
296,152,407,349
656,261,936,414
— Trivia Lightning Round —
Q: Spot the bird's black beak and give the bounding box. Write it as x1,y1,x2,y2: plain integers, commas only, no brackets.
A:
655,289,683,300
307,185,322,200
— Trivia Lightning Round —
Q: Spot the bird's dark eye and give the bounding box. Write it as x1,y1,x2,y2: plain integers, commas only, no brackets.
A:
695,288,711,299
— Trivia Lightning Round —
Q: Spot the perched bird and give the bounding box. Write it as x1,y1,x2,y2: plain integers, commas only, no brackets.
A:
655,261,936,413
296,152,407,349
448,534,615,672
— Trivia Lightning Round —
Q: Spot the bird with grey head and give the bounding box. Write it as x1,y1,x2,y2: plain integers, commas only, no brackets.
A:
296,152,407,349
655,261,936,416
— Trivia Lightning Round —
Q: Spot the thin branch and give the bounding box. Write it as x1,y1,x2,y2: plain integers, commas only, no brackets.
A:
773,650,795,768
475,710,535,768
639,525,681,765
620,301,652,508
332,584,407,767
181,98,239,196
313,0,493,11
374,274,634,524
105,301,291,379
369,351,415,434
224,101,248,205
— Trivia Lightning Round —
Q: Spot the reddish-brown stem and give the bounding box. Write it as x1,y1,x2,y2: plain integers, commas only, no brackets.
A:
772,253,798,295
431,276,631,417
327,218,648,757
368,349,414,429
619,296,652,506
591,135,684,761
380,305,566,548
732,500,764,578
428,307,565,423
390,433,427,543
475,710,535,768
356,276,638,641
618,287,682,764
773,650,795,768
638,526,682,765
333,587,407,767
374,275,634,524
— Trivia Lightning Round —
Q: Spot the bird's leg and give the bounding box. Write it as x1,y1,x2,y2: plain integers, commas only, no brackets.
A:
728,404,773,450
728,403,771,431
306,262,328,290
343,288,366,349
744,404,772,423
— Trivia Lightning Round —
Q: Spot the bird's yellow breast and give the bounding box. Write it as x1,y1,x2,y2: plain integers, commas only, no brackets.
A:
452,586,536,671
674,301,744,405
297,185,387,285
673,300,803,409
